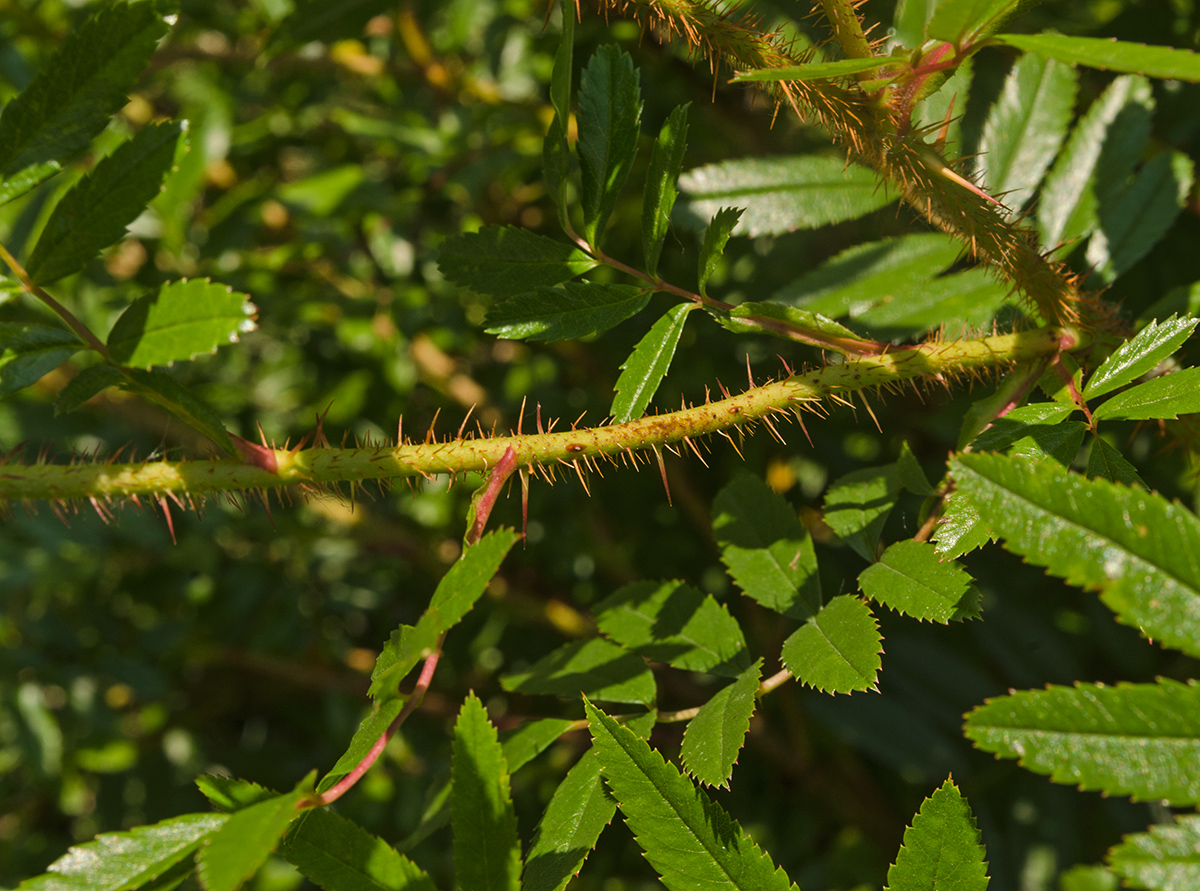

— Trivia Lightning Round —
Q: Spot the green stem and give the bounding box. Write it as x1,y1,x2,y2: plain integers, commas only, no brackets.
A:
0,240,110,358
818,0,873,60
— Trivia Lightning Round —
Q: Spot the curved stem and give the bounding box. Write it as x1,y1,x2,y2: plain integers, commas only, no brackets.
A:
0,241,109,358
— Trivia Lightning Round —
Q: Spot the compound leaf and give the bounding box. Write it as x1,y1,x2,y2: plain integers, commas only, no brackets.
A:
950,452,1200,658
698,207,743,296
437,227,598,300
713,472,821,621
577,45,642,245
198,784,309,891
610,303,695,423
522,751,616,891
502,638,655,705
780,595,881,694
642,104,689,278
885,777,989,891
452,694,522,891
1092,366,1200,422
859,540,981,623
485,282,649,342
823,463,901,562
0,323,82,396
585,700,798,891
681,660,761,788
1108,814,1200,890
1085,315,1198,400
964,679,1200,804
994,33,1200,82
283,808,436,891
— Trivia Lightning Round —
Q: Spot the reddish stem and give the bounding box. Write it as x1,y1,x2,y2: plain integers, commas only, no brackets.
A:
466,446,518,546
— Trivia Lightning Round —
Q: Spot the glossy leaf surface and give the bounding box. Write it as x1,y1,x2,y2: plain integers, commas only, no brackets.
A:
859,540,981,623
284,808,436,891
995,33,1200,82
781,595,881,693
1084,315,1197,400
198,786,308,891
577,45,642,245
1108,814,1200,890
107,280,256,368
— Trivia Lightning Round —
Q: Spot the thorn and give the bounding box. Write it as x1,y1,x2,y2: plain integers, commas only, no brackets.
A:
536,403,544,434
520,468,529,543
653,446,672,505
517,395,527,436
457,404,476,440
745,353,756,388
396,413,403,445
682,436,709,467
157,496,177,544
571,460,591,496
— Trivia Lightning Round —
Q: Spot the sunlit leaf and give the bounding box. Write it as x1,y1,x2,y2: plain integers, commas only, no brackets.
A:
1108,814,1200,890
502,638,656,705
885,777,989,891
198,784,309,891
523,751,615,891
995,33,1200,82
1084,315,1198,400
577,45,643,245
1092,366,1200,421
610,303,695,423
283,808,436,891
642,104,689,278
780,595,881,694
927,0,1023,45
859,540,981,623
681,660,761,788
698,207,743,296
485,282,649,342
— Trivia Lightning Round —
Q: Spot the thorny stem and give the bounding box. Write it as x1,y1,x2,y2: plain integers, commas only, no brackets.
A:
0,241,110,357
818,0,874,60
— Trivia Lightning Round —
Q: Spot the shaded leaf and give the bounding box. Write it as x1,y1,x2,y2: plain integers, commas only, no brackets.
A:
642,104,689,278
107,279,256,368
780,595,881,694
316,700,405,794
485,282,649,342
851,267,1008,336
1108,814,1200,890
897,442,935,497
452,694,521,891
681,660,761,788
54,363,126,415
859,540,981,623
577,45,643,245
437,227,598,300
733,57,899,83
927,0,1023,44
121,368,236,456
1086,436,1145,487
522,751,616,891
610,303,695,423
969,402,1076,452
195,777,279,813
714,302,868,346
823,463,900,561
585,700,798,891
198,785,309,891
1084,315,1198,400
500,718,579,773
1092,366,1200,421
698,207,743,296
1009,419,1088,465
995,33,1200,82
679,155,892,237
0,323,82,396
284,808,435,891
713,472,821,621
502,638,656,705
885,777,989,891
964,679,1200,804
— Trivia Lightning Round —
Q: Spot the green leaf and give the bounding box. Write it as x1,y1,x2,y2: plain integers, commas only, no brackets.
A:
1085,315,1198,400
484,282,650,342
54,363,125,415
577,45,643,245
698,207,743,296
198,784,309,891
679,155,893,237
1086,436,1145,488
195,777,279,813
316,699,405,794
978,53,1077,215
107,279,257,368
370,529,519,700
610,303,695,423
732,57,899,83
121,368,236,456
26,121,185,286
452,693,522,891
1087,152,1194,283
1038,75,1153,250
884,777,989,891
502,638,656,705
780,595,881,694
642,104,689,278
549,0,573,126
0,323,82,396
851,267,1009,336
969,402,1075,452
1093,367,1200,421
892,0,939,49
926,0,1023,45
950,453,1200,659
437,227,599,300
1059,865,1119,891
897,442,935,497
1108,814,1200,890
585,700,798,891
714,302,868,346
0,0,173,203
713,472,821,621
593,579,748,677
859,540,981,623
1009,419,1088,465
776,233,962,319
15,813,225,891
964,679,1200,804
994,33,1200,82
680,660,761,788
823,463,901,561
283,808,436,891
932,493,994,558
523,751,616,891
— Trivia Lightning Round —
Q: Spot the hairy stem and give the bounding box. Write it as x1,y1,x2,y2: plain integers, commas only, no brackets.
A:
818,0,873,59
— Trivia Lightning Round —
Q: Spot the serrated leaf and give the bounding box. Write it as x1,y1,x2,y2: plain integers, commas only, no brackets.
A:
733,57,899,83
0,323,82,396
995,33,1200,82
950,453,1200,658
1108,814,1200,890
1038,75,1153,251
897,442,935,496
926,0,1022,45
1087,152,1194,283
1093,366,1200,421
585,699,798,891
522,751,616,891
823,463,901,561
642,104,689,278
780,595,881,694
593,579,748,677
1086,436,1145,487
107,279,256,368
283,808,436,891
852,266,1009,336
195,777,279,813
681,659,761,788
26,121,185,286
964,679,1200,804
577,45,643,245
485,282,649,342
1085,315,1198,400
0,0,172,203
715,302,868,346
502,638,655,705
859,540,981,623
885,777,989,891
452,693,522,891
54,363,125,415
121,368,236,456
713,472,821,621
370,529,519,700
437,227,598,300
198,785,309,891
1009,419,1088,465
970,402,1076,452
679,155,893,237
698,207,743,296
610,303,695,423
932,492,995,558
316,699,405,794
978,54,1077,216
16,813,225,891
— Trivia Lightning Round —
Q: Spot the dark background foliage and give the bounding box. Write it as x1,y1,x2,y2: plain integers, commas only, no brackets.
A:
2,1,1199,888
